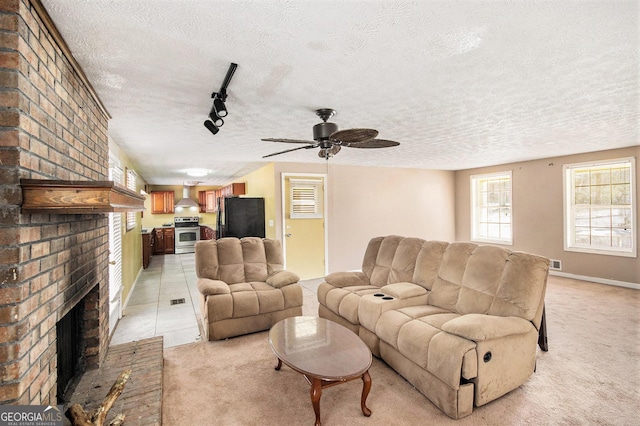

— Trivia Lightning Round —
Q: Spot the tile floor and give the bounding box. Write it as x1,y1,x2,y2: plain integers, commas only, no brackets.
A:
110,252,321,349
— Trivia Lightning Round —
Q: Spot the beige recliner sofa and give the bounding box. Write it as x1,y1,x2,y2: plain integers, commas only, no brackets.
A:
195,237,303,341
318,235,549,419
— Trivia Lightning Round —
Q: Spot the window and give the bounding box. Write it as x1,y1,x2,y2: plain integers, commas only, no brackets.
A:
125,168,138,231
471,171,512,244
289,178,324,219
564,158,635,257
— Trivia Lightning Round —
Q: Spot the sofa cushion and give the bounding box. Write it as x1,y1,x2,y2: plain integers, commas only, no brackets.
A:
195,240,220,280
364,235,404,286
429,242,477,311
486,252,549,321
455,245,510,315
412,240,449,290
375,305,454,351
227,282,285,317
388,237,427,283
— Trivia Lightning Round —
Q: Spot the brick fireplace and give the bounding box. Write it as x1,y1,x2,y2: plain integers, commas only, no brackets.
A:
0,0,112,404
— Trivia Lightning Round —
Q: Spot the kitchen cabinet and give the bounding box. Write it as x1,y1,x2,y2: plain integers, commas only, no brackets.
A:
142,231,154,268
200,225,216,240
198,190,218,213
218,182,246,212
151,191,174,214
153,227,175,254
198,183,245,213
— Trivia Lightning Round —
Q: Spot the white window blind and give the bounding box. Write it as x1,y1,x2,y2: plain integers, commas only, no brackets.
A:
108,153,124,333
289,178,323,219
471,171,512,244
564,158,635,257
125,168,137,231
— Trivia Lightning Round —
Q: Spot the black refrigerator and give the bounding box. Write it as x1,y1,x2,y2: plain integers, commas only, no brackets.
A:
217,197,265,238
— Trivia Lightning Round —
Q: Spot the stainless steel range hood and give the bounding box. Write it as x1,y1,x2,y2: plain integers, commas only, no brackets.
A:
175,185,199,208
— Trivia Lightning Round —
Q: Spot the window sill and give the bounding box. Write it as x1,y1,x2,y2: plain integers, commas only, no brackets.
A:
564,245,636,258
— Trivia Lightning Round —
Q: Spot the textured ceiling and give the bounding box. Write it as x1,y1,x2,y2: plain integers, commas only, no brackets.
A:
40,0,639,185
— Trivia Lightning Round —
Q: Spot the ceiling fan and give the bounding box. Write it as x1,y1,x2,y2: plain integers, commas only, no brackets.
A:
261,108,400,160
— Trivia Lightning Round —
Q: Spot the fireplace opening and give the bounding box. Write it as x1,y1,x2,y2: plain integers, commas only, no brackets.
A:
56,301,85,403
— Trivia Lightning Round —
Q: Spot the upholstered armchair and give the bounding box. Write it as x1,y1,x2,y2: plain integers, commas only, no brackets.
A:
195,237,303,340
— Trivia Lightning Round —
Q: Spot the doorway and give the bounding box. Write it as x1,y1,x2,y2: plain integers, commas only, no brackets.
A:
281,173,327,280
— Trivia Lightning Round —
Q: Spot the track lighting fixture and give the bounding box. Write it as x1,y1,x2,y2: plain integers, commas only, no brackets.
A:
203,62,237,135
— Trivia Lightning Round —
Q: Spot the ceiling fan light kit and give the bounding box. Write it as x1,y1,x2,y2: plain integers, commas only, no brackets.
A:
204,62,237,135
262,108,400,159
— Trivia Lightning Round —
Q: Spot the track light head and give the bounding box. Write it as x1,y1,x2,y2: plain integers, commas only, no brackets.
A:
209,106,224,127
204,120,219,135
212,96,227,117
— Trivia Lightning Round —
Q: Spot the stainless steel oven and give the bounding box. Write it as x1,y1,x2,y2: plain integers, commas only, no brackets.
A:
174,216,200,254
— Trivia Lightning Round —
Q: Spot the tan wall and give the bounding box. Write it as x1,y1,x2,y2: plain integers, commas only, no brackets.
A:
327,164,456,272
108,139,146,305
455,146,640,284
274,162,456,273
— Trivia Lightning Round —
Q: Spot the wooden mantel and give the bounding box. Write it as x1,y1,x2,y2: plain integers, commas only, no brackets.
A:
21,179,146,214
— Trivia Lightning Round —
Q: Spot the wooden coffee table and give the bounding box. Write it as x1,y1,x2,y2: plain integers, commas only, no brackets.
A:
269,316,372,426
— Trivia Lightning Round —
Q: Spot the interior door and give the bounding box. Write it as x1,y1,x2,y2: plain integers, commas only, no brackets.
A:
282,174,327,280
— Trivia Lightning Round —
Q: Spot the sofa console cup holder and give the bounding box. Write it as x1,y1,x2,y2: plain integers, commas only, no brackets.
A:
373,293,385,297
382,296,394,300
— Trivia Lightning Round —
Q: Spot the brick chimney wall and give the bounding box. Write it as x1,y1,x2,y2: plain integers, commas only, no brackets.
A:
0,0,111,404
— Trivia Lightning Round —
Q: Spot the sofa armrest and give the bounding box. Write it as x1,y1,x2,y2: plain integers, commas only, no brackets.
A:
197,278,230,296
266,270,300,289
441,314,533,341
380,282,428,299
324,271,370,288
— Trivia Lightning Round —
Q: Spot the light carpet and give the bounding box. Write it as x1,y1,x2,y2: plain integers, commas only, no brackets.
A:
162,276,639,425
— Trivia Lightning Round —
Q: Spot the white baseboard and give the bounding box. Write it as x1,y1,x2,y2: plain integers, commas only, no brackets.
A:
122,266,144,313
549,270,640,290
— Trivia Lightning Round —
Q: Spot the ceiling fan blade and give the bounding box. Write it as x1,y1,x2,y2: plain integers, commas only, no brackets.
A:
330,128,378,144
345,139,400,148
262,144,317,158
261,138,316,144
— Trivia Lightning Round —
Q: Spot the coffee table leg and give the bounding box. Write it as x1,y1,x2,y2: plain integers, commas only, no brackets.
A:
361,370,372,417
310,378,322,426
274,358,282,371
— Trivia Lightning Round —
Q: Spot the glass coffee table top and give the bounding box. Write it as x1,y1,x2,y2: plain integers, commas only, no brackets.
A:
269,316,373,425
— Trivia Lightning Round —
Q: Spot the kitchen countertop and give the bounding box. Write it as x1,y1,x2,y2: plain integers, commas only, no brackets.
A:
141,226,173,234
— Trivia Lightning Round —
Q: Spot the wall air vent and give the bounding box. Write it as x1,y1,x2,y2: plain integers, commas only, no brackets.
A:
549,259,562,270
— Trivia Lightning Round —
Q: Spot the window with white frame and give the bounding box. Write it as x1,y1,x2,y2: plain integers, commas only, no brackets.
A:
471,171,512,244
125,168,138,231
289,178,324,219
564,157,635,257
